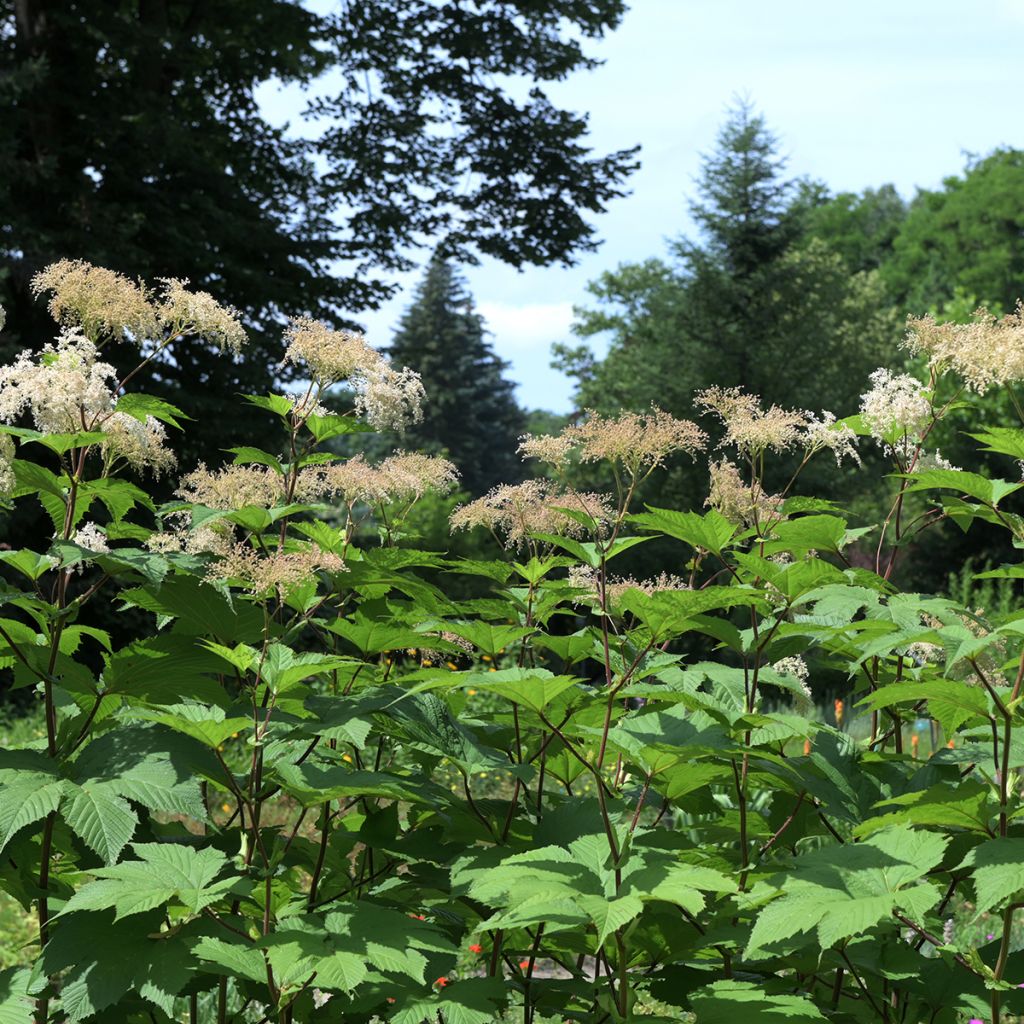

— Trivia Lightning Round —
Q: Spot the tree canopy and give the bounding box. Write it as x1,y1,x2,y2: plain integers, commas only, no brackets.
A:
1,0,637,460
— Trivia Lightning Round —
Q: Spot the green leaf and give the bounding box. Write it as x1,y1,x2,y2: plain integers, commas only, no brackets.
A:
62,782,137,864
855,781,993,837
464,668,580,712
62,843,234,920
629,506,738,555
689,981,826,1021
968,426,1024,462
0,777,63,857
114,392,189,428
0,967,33,1024
959,838,1024,916
440,621,535,657
746,826,947,956
225,445,284,474
901,468,1022,506
576,893,644,943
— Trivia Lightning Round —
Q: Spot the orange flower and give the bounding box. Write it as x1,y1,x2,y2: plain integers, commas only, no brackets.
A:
947,738,955,748
519,959,530,970
911,734,920,757
434,977,449,988
803,739,811,755
386,997,396,1004
468,943,483,954
409,913,426,920
834,699,844,726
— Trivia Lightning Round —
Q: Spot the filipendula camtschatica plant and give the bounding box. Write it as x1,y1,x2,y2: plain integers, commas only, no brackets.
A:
6,270,1024,1023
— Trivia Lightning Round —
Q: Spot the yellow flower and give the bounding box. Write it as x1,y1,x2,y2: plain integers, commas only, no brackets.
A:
221,803,231,814
422,659,433,667
481,655,492,662
446,661,458,671
467,689,478,696
342,753,353,764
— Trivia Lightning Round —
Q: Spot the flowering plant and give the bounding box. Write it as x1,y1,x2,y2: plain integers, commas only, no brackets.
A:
2,265,1024,1024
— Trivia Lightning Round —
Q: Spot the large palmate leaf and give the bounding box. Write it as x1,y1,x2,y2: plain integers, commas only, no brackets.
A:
62,844,236,920
746,826,947,956
689,980,827,1022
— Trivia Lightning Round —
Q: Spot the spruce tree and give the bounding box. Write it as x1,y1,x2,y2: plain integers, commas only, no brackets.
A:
387,257,525,495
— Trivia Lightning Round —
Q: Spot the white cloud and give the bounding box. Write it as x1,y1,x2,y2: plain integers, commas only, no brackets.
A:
476,301,575,354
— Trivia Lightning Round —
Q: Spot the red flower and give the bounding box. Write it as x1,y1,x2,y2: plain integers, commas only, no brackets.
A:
434,977,449,988
519,959,530,970
468,943,483,954
409,913,426,920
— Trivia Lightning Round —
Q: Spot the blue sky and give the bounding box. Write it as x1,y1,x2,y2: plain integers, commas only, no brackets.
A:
260,1,1024,412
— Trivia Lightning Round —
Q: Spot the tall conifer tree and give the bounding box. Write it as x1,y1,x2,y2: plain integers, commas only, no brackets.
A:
387,256,524,495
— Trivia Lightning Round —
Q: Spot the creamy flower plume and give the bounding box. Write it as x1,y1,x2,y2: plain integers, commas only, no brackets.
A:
298,452,457,507
519,408,705,474
31,260,159,342
0,330,175,474
283,319,380,385
73,522,110,554
355,364,425,433
0,330,117,433
706,458,782,526
568,564,688,604
0,305,5,333
905,304,1024,394
178,463,284,510
207,543,344,594
771,655,813,707
158,278,247,353
101,412,177,477
29,260,246,352
859,369,931,445
804,412,860,466
282,318,424,431
450,480,613,548
696,386,808,455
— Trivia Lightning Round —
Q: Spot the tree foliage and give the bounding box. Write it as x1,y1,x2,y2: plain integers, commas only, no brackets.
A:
0,0,637,462
385,256,525,496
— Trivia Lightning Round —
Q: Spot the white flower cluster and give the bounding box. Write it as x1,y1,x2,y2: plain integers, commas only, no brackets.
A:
0,329,175,475
282,318,425,433
859,369,931,447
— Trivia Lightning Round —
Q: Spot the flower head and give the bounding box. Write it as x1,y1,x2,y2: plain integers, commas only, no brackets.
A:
100,412,176,477
520,408,705,475
0,329,117,433
803,411,860,466
31,259,159,342
73,522,110,554
450,480,613,548
283,318,381,385
207,543,344,594
158,278,247,353
696,386,808,455
905,304,1024,393
706,458,781,527
859,369,930,445
177,463,284,510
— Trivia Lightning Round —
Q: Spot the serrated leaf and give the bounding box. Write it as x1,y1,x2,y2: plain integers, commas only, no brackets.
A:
959,838,1024,916
62,782,137,864
62,843,234,920
629,506,738,555
0,968,32,1024
689,980,826,1021
577,893,644,943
